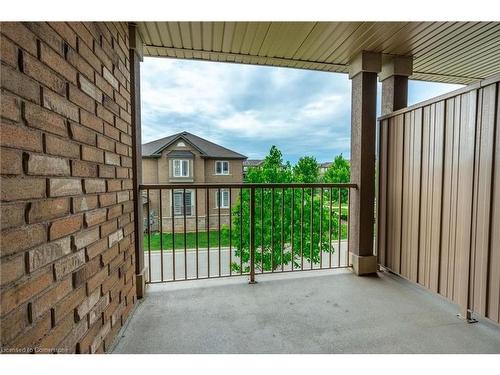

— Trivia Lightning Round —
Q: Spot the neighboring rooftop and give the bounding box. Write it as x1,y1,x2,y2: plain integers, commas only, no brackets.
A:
243,159,264,167
142,131,247,159
320,162,332,169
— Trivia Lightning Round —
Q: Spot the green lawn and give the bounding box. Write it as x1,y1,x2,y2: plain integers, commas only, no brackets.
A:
144,230,230,251
144,224,348,251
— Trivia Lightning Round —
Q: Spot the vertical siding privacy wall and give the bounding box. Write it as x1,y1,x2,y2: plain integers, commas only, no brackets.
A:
378,74,500,325
0,22,136,353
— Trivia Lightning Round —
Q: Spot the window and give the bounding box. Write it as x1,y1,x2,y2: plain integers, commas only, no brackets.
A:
215,189,230,208
173,159,189,177
173,190,193,216
215,161,229,175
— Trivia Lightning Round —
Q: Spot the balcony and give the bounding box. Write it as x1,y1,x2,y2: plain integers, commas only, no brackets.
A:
112,270,500,354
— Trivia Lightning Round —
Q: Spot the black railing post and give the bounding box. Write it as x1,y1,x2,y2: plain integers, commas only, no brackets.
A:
249,187,256,284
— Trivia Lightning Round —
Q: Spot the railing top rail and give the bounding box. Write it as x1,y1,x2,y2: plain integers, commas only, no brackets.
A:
377,72,500,121
140,182,357,190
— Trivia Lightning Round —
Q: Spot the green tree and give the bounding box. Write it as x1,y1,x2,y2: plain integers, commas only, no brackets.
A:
322,154,350,203
231,146,341,273
293,156,319,183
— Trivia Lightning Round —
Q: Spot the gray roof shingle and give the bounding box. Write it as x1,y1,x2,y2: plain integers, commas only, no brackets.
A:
142,131,247,159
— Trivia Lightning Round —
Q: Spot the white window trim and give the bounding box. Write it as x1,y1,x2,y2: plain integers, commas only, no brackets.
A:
172,159,190,178
215,189,230,209
214,160,230,175
171,189,195,216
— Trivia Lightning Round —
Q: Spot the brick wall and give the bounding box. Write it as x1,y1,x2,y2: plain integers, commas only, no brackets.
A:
1,22,136,353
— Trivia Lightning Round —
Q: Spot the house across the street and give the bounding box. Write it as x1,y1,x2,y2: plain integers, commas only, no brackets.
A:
242,159,264,177
142,131,247,232
319,162,332,175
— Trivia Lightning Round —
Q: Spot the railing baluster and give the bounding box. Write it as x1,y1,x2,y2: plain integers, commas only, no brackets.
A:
301,187,304,270
338,188,342,267
229,188,232,277
249,187,256,284
271,187,275,272
281,187,284,272
206,188,210,278
239,187,243,275
310,187,313,270
260,188,264,274
183,188,187,280
171,188,175,281
347,188,351,267
319,187,323,269
218,187,221,277
147,188,151,282
195,188,199,279
159,189,164,282
291,188,294,271
329,187,333,269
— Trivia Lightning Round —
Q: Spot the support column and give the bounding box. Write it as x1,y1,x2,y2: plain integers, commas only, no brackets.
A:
380,55,413,115
129,23,147,298
348,51,381,275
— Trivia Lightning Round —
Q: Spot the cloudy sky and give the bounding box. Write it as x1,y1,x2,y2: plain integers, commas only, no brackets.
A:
141,57,462,164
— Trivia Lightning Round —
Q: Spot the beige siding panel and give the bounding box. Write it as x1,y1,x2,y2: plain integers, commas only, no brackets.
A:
377,119,388,267
471,84,497,316
487,87,500,323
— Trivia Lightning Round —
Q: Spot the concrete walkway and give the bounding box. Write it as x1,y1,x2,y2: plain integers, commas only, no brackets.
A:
112,270,500,354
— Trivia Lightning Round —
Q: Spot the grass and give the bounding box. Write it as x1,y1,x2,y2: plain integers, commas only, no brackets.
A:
144,230,231,251
143,224,348,251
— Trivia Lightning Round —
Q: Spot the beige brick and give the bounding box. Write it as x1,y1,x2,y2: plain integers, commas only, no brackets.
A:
82,145,104,163
70,122,96,146
31,276,73,319
1,223,46,257
108,229,123,248
40,42,77,84
68,83,95,113
102,67,119,90
78,74,102,102
25,153,70,176
0,253,25,286
80,110,104,133
71,160,98,178
104,152,120,166
74,227,100,249
27,236,71,272
0,148,22,175
72,195,98,213
45,134,80,159
23,52,66,96
23,102,68,137
89,293,110,325
43,89,79,122
1,94,20,122
54,250,85,280
99,165,115,178
0,203,26,229
85,208,107,227
1,65,40,104
0,268,53,317
28,198,69,223
83,178,106,194
49,214,83,240
75,287,101,321
0,122,43,152
49,178,82,197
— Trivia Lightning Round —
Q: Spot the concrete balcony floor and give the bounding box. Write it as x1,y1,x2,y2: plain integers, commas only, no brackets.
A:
112,269,500,354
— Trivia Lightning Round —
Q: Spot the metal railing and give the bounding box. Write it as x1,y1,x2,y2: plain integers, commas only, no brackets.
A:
140,183,356,283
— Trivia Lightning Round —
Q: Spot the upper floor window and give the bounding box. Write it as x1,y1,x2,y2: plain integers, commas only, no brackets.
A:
215,160,229,175
173,159,189,177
